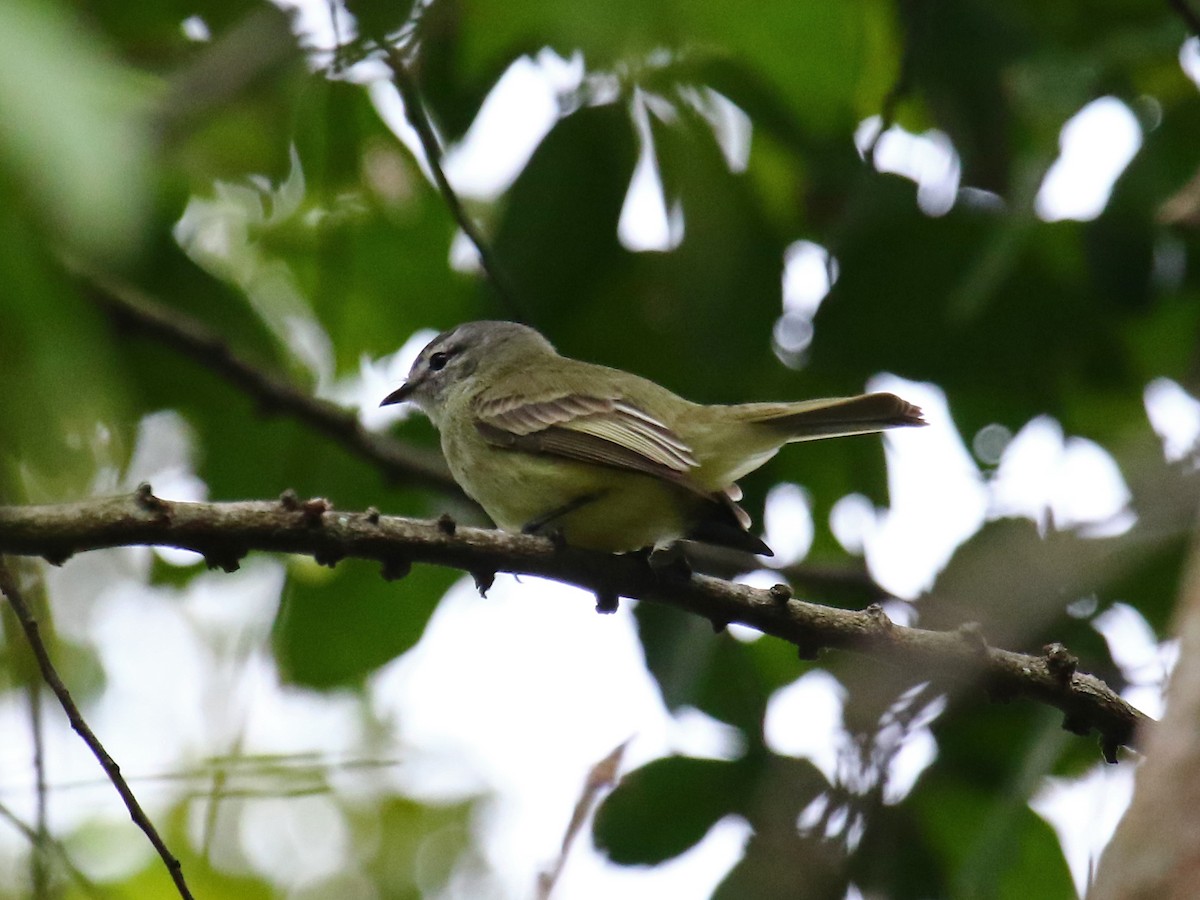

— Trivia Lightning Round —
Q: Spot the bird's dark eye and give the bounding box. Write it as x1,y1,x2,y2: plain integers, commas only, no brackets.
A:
428,351,450,372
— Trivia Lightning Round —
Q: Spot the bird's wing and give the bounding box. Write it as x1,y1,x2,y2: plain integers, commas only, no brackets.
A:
474,394,700,485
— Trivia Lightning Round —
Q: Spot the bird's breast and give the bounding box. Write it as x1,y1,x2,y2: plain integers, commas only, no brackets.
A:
439,417,691,551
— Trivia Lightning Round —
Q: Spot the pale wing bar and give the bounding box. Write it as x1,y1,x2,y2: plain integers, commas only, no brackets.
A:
475,393,762,551
475,394,699,475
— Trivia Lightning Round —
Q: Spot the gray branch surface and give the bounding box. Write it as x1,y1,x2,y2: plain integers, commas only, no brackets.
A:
0,489,1151,758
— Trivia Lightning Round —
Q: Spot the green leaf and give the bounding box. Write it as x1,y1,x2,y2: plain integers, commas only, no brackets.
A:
711,755,838,900
648,611,762,721
491,102,636,324
274,560,456,687
290,80,479,368
677,0,885,135
914,768,1075,900
595,755,751,864
0,0,152,261
0,221,135,498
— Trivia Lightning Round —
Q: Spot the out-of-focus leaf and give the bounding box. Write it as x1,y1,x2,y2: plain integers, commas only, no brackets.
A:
0,213,134,497
0,0,151,261
712,756,840,900
935,693,1073,787
634,602,775,736
677,0,889,135
918,518,1117,651
491,102,634,328
274,560,456,687
446,0,675,85
111,853,274,900
119,235,286,370
849,802,949,900
87,0,265,52
810,173,1139,442
913,762,1075,900
156,6,304,154
625,107,784,401
900,0,1026,193
359,795,476,898
594,755,750,864
1122,292,1200,391
760,428,895,562
436,0,895,137
109,336,309,499
289,80,479,366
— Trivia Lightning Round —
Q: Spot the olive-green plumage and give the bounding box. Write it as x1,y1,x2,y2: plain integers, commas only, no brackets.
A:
382,321,925,555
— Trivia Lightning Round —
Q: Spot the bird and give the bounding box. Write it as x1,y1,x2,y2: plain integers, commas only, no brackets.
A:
381,321,925,556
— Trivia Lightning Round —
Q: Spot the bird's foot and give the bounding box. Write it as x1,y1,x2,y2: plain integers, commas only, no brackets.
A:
647,542,692,581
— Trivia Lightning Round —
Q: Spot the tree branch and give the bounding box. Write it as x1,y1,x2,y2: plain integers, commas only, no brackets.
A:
0,801,105,900
382,45,530,324
29,679,48,899
86,276,460,496
0,558,194,900
0,489,1151,759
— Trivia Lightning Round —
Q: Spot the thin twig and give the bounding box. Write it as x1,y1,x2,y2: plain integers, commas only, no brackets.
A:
0,559,195,900
0,801,106,900
29,678,48,899
86,275,461,497
538,740,628,899
382,44,530,324
201,728,247,859
0,491,1154,759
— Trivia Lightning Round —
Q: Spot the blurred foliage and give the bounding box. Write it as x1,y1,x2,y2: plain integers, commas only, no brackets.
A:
275,559,458,686
1,0,1198,895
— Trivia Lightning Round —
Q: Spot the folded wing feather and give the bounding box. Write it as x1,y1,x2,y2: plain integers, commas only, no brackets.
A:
475,394,699,476
474,392,756,540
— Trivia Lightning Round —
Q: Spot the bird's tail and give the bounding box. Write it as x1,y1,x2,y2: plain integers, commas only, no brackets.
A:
737,393,927,441
691,392,926,488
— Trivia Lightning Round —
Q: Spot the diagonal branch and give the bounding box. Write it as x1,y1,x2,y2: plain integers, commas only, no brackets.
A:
0,558,195,900
382,45,530,324
0,801,105,900
28,679,48,899
86,276,460,496
0,490,1152,760
538,739,628,899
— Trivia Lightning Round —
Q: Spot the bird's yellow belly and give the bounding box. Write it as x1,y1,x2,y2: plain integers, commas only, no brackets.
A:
444,435,690,553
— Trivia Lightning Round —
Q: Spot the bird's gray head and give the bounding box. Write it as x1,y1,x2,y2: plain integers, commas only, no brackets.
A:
380,321,555,416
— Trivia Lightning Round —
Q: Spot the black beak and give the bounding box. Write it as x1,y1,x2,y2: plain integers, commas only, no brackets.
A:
380,382,415,407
